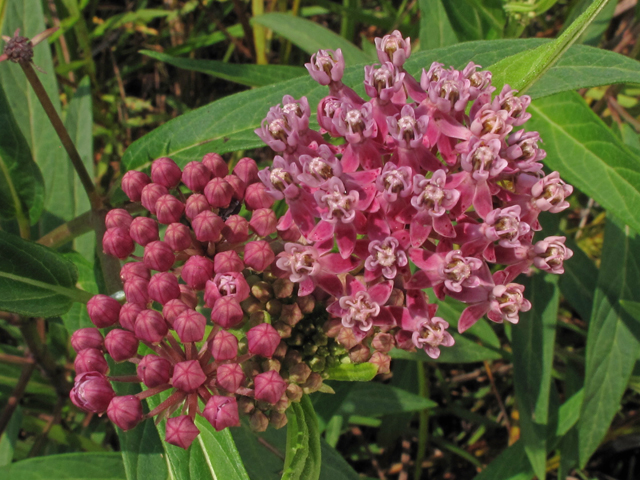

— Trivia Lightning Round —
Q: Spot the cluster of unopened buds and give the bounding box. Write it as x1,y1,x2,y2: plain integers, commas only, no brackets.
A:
70,31,573,448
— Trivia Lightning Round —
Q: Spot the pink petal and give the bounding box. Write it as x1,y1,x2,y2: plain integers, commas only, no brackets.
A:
432,213,456,238
369,281,393,305
335,222,356,259
458,303,490,333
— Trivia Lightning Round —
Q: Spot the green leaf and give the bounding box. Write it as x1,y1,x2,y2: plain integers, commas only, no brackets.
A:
141,50,306,88
556,389,584,437
0,231,92,316
4,453,126,480
489,0,612,94
419,0,458,50
0,82,44,227
251,13,371,66
565,0,617,46
283,395,321,480
232,420,360,480
473,440,534,480
121,39,640,171
325,362,378,381
559,238,597,321
576,218,640,467
511,274,559,479
441,1,487,41
334,382,437,417
0,405,21,466
145,392,250,480
0,0,70,238
528,91,640,235
621,299,640,321
63,76,95,261
60,252,98,332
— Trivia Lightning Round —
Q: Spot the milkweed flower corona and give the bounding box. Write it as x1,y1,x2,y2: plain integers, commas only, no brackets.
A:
70,31,573,448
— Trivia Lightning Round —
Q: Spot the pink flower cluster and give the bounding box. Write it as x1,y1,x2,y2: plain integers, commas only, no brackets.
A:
71,154,339,449
69,31,573,448
257,30,573,356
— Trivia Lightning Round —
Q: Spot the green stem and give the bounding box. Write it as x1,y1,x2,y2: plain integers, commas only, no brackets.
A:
415,361,430,480
19,61,102,211
252,0,268,65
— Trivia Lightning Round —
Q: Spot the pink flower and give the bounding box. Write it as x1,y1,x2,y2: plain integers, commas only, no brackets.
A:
374,30,411,67
70,372,114,413
203,396,240,431
328,276,394,333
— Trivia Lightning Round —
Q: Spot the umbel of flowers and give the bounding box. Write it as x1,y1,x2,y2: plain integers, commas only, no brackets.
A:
70,31,573,448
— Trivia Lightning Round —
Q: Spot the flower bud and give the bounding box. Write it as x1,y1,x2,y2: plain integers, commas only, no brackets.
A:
288,363,311,384
349,344,371,363
273,278,294,299
74,348,109,374
174,309,206,343
182,161,212,192
270,411,288,429
192,210,224,242
141,184,169,215
244,183,274,210
233,157,259,185
119,303,144,331
181,255,214,290
103,227,135,259
266,300,283,317
105,209,133,230
211,297,244,329
244,241,275,272
105,329,139,362
163,299,189,326
254,370,287,404
222,215,249,243
120,262,150,282
107,395,143,431
123,278,150,306
173,360,207,392
138,354,173,387
286,383,303,402
213,250,244,273
278,223,301,242
280,303,303,327
210,330,238,361
165,415,200,449
372,333,394,353
129,217,159,246
297,295,315,314
134,310,168,343
302,372,323,394
205,273,250,307
238,397,255,415
247,324,281,358
216,363,244,393
163,223,191,252
148,272,180,305
225,174,246,200
369,351,391,374
203,396,240,431
155,194,185,225
143,241,175,272
249,208,277,237
185,194,210,220
151,157,182,188
87,294,121,328
533,236,573,275
70,372,114,413
122,171,151,202
71,328,103,352
250,410,269,432
179,285,198,308
204,178,233,208
202,153,228,178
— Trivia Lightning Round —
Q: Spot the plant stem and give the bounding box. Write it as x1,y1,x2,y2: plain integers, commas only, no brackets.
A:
0,356,35,436
252,0,268,65
19,61,102,211
414,361,430,480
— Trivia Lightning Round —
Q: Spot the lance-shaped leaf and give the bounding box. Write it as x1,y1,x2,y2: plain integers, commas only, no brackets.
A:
489,0,612,93
576,218,640,467
122,39,640,171
141,50,306,88
419,0,458,50
0,231,92,317
511,274,559,479
145,391,250,480
4,452,126,480
0,83,44,228
283,395,321,480
527,91,640,235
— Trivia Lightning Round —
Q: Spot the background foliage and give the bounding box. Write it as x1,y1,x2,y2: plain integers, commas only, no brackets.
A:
2,0,640,479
